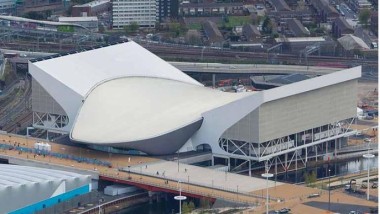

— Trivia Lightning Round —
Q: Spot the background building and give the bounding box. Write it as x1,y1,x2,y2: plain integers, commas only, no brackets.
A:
111,0,156,28
0,164,91,214
59,16,99,32
157,0,178,22
72,0,111,17
0,0,16,14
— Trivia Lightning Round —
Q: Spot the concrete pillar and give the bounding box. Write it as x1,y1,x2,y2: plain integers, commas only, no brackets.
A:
228,158,231,171
305,146,308,163
211,155,214,166
212,74,216,88
248,160,251,177
148,191,154,204
315,145,318,161
285,152,288,172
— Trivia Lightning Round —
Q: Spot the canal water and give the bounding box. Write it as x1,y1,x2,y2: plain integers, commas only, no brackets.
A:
114,193,179,214
277,156,378,183
115,156,378,213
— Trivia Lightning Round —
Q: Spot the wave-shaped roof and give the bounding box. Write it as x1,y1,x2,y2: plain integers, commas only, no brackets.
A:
32,41,201,98
71,77,250,144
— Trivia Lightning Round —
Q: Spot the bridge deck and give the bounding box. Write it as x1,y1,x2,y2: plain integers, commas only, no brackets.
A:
0,133,377,211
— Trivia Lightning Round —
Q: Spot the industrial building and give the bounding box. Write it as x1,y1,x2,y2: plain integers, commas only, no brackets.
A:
29,41,360,175
0,164,91,214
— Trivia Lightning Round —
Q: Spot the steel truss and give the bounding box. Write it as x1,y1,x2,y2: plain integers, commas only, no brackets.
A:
218,118,356,172
32,111,69,131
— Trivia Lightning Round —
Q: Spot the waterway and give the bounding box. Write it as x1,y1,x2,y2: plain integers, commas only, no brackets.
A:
116,156,378,213
277,156,378,183
114,193,179,214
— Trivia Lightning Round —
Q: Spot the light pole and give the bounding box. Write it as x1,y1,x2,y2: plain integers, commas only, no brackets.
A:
363,153,375,200
174,180,186,214
177,150,180,173
328,168,331,211
201,46,206,61
363,138,374,201
261,160,273,214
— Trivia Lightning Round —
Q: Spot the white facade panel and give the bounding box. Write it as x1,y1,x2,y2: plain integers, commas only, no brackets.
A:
112,0,157,28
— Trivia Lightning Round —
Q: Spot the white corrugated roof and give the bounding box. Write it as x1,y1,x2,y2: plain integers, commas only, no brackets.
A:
32,42,202,98
0,164,87,187
58,16,98,22
71,77,251,143
275,37,325,43
0,15,85,28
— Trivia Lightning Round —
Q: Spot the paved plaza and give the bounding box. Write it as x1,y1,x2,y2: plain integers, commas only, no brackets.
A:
128,160,284,194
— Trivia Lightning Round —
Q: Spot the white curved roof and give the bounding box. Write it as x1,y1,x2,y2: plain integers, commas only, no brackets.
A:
71,77,251,143
0,164,87,188
32,41,201,97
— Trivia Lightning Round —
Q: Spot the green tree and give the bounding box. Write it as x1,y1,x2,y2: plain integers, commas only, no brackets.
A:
359,9,371,28
168,21,187,37
262,16,273,34
304,171,317,187
199,197,211,209
124,22,139,34
188,201,195,211
181,201,191,213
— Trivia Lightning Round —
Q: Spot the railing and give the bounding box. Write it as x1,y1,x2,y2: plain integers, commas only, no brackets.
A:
0,143,111,167
100,172,261,205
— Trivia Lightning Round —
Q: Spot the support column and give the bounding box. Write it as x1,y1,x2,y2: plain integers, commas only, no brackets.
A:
211,155,214,166
212,74,216,88
315,145,318,162
248,160,251,177
285,153,288,172
227,158,231,171
306,146,308,163
334,139,337,159
148,191,154,204
275,157,278,187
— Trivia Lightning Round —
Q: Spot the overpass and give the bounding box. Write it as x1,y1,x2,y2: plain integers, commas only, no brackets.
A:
0,133,287,206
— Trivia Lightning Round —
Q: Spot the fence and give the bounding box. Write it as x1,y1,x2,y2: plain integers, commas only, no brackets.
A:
0,143,111,167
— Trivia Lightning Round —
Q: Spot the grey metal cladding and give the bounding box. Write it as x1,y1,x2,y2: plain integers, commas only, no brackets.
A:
221,79,357,143
259,79,357,142
31,77,67,115
77,119,203,156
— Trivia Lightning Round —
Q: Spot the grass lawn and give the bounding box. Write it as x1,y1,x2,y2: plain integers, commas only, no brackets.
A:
224,16,252,28
187,23,203,30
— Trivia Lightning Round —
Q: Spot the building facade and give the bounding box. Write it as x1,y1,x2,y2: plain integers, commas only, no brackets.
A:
29,41,360,175
157,0,178,22
112,0,156,28
59,16,99,32
0,0,15,14
72,0,111,17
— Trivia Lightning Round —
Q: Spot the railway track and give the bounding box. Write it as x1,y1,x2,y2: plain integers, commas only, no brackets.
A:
1,41,377,67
